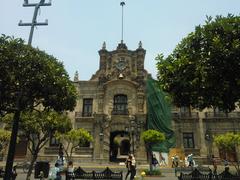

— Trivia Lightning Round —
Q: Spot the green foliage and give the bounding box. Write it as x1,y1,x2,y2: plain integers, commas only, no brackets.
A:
0,129,11,154
0,35,77,113
156,14,240,112
57,128,93,147
214,133,240,151
141,129,165,145
20,110,72,136
3,110,72,179
143,169,162,176
56,128,93,161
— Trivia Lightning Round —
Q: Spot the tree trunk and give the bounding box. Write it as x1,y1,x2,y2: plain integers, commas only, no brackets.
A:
26,154,38,180
146,144,153,172
4,110,21,180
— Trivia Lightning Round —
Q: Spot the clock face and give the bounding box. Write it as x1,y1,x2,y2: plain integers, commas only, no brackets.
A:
116,58,126,70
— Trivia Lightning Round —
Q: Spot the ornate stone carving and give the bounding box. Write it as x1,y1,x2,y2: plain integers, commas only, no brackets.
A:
74,71,79,82
137,95,144,112
102,41,106,50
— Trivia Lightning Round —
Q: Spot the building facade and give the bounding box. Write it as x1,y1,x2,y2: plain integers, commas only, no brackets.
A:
13,42,240,164
67,41,149,163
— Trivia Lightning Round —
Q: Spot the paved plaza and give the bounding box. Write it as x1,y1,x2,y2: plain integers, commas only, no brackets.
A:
8,163,179,180
1,161,233,180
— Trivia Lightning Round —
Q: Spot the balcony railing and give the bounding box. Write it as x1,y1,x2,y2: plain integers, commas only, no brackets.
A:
75,112,93,118
111,109,129,115
172,112,199,118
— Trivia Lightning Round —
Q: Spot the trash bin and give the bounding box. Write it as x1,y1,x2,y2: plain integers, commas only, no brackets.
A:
34,161,50,178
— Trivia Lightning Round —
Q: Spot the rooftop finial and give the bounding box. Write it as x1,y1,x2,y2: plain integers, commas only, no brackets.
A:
102,41,106,50
120,1,125,43
74,71,79,82
138,41,142,49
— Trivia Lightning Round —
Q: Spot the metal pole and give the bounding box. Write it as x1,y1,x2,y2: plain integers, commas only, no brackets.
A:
19,0,51,45
120,1,125,43
28,4,40,45
132,131,134,154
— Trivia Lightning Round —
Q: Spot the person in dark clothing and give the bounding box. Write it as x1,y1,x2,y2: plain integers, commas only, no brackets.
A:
212,155,217,175
152,154,159,169
125,155,132,180
125,154,136,180
129,154,136,180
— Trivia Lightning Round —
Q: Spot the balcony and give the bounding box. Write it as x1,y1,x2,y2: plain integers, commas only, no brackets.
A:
111,109,129,115
172,112,199,119
75,112,93,118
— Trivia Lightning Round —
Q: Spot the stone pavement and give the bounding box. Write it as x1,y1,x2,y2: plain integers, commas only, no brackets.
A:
6,164,179,180
2,161,232,180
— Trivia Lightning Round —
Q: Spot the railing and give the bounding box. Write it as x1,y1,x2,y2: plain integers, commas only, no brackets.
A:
66,167,123,180
172,112,199,118
111,109,129,115
75,112,93,118
178,168,240,180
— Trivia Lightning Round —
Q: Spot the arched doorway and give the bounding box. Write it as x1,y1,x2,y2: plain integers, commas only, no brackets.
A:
109,131,130,162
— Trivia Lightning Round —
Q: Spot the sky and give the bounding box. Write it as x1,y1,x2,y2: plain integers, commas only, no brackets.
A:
1,0,240,80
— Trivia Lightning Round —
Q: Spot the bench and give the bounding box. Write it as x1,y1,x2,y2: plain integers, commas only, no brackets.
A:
178,168,240,180
66,166,123,180
175,166,211,176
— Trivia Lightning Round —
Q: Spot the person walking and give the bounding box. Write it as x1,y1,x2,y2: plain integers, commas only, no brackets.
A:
159,153,167,166
125,154,136,180
130,154,136,180
125,154,132,180
152,154,159,169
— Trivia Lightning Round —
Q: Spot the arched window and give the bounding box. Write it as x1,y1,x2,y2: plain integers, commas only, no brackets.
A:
112,94,128,115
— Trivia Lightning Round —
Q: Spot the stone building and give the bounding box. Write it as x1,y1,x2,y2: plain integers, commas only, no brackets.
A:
66,41,240,164
67,41,149,163
13,41,240,164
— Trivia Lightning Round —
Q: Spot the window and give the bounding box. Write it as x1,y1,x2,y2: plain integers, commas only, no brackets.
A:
183,132,194,148
180,106,191,117
82,98,93,117
49,134,59,147
112,94,128,115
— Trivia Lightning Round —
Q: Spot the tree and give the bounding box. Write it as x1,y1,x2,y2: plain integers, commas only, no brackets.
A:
0,35,77,179
3,110,72,180
0,129,11,156
214,133,240,174
141,130,165,171
156,14,240,112
56,128,93,162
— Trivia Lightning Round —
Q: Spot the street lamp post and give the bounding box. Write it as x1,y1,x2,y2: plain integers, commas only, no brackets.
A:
205,129,212,162
130,120,135,154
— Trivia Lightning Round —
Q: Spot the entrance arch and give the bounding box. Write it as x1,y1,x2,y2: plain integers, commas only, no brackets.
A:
109,131,130,162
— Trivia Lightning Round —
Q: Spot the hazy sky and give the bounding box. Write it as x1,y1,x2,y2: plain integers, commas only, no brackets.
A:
1,0,240,80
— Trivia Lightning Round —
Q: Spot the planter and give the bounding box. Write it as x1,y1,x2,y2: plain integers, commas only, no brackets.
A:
136,176,164,180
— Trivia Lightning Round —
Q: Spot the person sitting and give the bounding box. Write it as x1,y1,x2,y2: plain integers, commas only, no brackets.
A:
223,159,229,171
48,162,61,180
67,161,75,179
56,154,66,172
187,154,194,167
172,154,179,168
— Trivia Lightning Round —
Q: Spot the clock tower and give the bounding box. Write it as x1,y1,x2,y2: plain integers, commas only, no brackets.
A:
70,41,149,163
